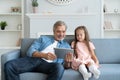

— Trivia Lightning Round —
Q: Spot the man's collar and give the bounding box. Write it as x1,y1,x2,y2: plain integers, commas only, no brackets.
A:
58,39,64,44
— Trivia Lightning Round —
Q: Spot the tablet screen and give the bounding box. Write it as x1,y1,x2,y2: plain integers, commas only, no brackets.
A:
54,48,74,59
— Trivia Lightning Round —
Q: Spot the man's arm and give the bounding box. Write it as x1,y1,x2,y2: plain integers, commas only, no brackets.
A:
32,51,57,60
27,38,42,57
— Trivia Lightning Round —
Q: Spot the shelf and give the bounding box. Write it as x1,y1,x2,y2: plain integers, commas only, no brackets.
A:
104,29,120,31
0,13,22,16
0,47,20,49
27,13,97,15
104,12,120,15
26,13,97,18
0,0,24,49
26,13,97,16
103,0,120,38
0,30,22,32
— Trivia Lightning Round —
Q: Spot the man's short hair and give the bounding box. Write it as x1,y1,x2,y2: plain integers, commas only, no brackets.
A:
53,21,67,31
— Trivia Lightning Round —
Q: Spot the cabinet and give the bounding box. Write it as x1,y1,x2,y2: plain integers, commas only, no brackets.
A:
104,0,120,38
0,0,24,49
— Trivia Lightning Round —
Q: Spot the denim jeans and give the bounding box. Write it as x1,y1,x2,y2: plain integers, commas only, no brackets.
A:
4,57,64,80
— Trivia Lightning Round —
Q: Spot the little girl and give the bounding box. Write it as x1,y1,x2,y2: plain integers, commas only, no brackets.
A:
71,26,100,80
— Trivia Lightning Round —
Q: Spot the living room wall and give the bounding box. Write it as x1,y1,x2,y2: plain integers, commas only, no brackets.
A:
24,0,103,38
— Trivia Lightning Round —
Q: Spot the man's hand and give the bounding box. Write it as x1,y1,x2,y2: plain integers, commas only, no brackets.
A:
64,52,73,69
65,52,73,62
45,52,57,60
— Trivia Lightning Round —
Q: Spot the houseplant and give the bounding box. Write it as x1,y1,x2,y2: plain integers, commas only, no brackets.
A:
0,21,8,30
32,0,39,13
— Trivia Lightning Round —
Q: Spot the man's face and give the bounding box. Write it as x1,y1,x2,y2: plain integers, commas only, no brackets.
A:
54,25,66,41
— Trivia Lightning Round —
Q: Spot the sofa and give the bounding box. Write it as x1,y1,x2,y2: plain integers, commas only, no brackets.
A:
1,35,120,80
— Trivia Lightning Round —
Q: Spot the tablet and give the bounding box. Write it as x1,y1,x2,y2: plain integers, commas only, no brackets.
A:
54,48,74,59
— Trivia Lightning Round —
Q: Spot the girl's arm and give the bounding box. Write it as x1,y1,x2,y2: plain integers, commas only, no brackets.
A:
71,41,75,49
90,49,99,67
71,41,78,58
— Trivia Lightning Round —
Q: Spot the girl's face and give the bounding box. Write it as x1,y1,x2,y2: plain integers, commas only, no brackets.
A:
76,29,85,42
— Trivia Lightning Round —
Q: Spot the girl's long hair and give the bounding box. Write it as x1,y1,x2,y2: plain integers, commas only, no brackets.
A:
74,26,91,58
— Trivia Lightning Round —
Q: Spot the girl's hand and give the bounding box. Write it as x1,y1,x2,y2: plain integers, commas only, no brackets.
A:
95,61,100,68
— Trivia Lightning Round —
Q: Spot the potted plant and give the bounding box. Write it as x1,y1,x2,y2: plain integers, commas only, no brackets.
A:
32,0,39,13
0,21,8,30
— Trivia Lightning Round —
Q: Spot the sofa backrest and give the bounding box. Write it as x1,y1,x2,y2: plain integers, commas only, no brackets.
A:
92,38,120,64
20,36,120,64
20,38,36,57
20,35,74,57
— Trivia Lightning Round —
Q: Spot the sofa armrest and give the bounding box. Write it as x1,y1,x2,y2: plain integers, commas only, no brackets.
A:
1,49,20,63
1,49,20,80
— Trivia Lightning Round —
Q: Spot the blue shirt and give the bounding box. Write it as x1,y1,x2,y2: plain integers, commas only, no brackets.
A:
27,35,71,64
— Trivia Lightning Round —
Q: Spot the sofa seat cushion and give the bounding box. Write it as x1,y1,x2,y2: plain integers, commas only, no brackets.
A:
20,69,82,80
62,69,82,80
20,64,120,80
20,72,47,80
96,64,120,80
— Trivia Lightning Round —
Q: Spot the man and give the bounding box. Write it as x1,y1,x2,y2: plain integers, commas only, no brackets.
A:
4,21,71,80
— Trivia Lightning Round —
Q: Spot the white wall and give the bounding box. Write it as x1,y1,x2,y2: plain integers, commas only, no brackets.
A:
26,0,100,13
25,0,103,38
